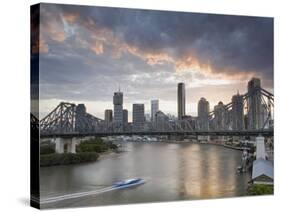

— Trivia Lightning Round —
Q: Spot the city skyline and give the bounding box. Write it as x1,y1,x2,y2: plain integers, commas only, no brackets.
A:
37,4,274,121
40,77,269,124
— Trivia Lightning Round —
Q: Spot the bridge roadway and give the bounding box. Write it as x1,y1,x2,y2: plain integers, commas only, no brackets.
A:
40,129,273,138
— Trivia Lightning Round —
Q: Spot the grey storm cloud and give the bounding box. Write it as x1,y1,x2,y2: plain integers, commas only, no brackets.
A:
38,3,273,106
58,5,273,75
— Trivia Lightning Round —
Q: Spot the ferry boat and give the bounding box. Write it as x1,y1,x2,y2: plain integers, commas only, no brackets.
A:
113,178,145,188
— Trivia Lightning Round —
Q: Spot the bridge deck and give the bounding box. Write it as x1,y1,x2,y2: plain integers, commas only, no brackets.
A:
40,129,273,138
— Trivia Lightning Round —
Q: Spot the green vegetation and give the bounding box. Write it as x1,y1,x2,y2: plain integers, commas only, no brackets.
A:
77,137,118,153
40,152,99,167
247,184,274,195
40,144,55,155
40,137,118,167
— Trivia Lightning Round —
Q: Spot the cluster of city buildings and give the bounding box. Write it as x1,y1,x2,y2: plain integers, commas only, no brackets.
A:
101,77,272,132
103,88,161,132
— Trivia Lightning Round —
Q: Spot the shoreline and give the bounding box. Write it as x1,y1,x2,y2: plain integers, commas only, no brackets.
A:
123,140,245,151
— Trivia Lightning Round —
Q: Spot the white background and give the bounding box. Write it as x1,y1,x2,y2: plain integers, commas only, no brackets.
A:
0,0,280,211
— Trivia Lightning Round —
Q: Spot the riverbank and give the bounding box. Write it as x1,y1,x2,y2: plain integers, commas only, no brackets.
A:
203,142,249,151
152,139,247,151
40,152,99,167
40,137,118,167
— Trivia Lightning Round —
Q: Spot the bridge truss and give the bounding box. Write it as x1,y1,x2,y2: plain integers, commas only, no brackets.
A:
40,102,103,134
208,86,274,131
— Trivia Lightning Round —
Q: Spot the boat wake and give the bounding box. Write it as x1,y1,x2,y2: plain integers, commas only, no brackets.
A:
41,186,115,204
41,178,145,204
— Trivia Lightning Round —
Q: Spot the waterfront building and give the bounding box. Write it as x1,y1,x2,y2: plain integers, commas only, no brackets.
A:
252,158,273,185
133,104,145,131
247,78,262,129
252,136,273,185
151,99,159,122
177,82,186,120
104,109,113,123
231,92,244,130
197,97,210,130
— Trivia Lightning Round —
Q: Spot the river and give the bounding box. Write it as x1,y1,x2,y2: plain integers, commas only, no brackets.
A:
40,142,251,209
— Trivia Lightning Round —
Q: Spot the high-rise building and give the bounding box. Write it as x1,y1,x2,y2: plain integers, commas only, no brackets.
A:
104,109,113,123
155,110,169,131
197,97,210,130
123,109,128,125
231,92,244,130
214,101,227,130
113,91,123,124
132,104,145,131
75,104,87,132
177,82,186,120
151,99,159,122
247,78,262,129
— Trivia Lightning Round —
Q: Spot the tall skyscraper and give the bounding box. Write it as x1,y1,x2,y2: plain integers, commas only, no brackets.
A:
177,82,186,120
132,104,145,131
104,109,113,123
113,91,123,124
123,109,128,125
197,97,210,130
151,99,159,122
247,78,262,129
75,104,87,132
214,101,226,130
231,92,244,130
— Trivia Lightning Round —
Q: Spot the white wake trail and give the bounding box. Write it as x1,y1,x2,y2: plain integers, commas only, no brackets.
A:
41,179,146,204
41,186,115,204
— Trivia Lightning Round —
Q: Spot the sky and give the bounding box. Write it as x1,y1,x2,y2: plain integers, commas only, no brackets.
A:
34,3,274,121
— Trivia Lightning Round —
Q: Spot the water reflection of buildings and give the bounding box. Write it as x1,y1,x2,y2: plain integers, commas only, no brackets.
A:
177,144,242,199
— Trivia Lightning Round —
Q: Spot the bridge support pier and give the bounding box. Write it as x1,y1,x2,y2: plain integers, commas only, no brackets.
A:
55,138,64,153
54,137,78,154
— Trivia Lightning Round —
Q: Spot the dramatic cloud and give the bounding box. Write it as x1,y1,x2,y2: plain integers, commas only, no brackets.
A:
36,3,274,119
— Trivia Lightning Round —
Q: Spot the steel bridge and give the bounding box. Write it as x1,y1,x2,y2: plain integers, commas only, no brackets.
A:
40,129,273,139
39,86,274,138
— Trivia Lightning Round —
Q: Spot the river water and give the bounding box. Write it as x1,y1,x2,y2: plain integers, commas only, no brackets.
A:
40,142,251,209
